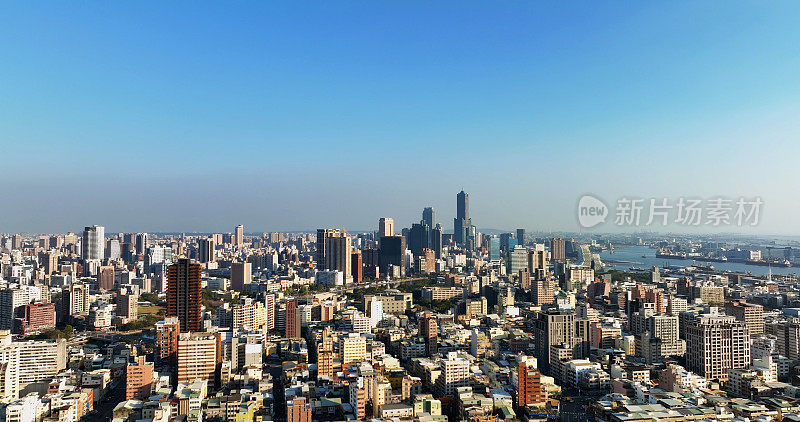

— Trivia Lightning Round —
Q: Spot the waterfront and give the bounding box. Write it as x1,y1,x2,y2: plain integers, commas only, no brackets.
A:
598,245,798,277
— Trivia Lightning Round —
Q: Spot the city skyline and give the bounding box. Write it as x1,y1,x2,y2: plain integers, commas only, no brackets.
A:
2,2,800,234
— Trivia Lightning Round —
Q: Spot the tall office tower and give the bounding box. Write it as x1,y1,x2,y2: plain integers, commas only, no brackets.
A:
550,238,566,263
431,225,443,258
230,262,252,291
725,300,765,336
487,236,500,261
97,265,115,291
533,310,575,374
166,258,202,332
419,311,438,356
155,317,180,364
422,207,436,228
351,251,363,283
287,397,312,422
285,299,300,338
177,332,221,385
508,245,529,274
316,229,333,269
516,229,526,246
379,236,406,278
197,238,216,263
517,358,544,407
63,282,89,318
126,356,154,400
409,221,431,256
0,337,67,399
106,239,121,260
686,314,750,382
234,224,244,249
324,230,352,283
453,190,471,245
82,225,105,261
378,218,394,238
134,233,148,255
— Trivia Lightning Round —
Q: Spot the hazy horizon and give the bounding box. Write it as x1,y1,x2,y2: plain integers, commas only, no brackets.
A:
3,2,799,235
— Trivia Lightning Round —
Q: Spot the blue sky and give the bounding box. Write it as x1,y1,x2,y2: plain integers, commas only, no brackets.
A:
1,2,799,234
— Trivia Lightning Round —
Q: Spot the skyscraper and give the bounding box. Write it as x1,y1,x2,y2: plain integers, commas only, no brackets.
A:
97,265,115,291
319,229,352,283
533,310,575,374
285,298,300,338
453,191,471,245
234,224,244,249
134,232,148,255
551,238,566,263
198,238,216,263
431,225,443,258
516,228,526,246
177,332,221,386
351,251,363,283
409,221,431,256
379,236,406,278
422,207,436,228
686,313,750,382
82,225,105,261
155,317,180,364
378,217,394,238
230,261,252,290
420,311,438,356
167,258,202,332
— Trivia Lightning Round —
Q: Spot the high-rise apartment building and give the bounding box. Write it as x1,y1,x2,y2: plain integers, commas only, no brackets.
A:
532,278,554,306
126,356,154,400
285,299,300,339
420,311,438,356
155,317,181,364
167,258,202,332
0,337,67,399
63,282,89,319
726,300,764,336
177,332,221,386
435,352,470,397
686,313,750,382
97,265,115,291
14,302,56,336
233,224,244,249
324,230,352,283
533,310,575,374
82,225,105,262
517,357,544,407
550,238,565,263
286,397,312,422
